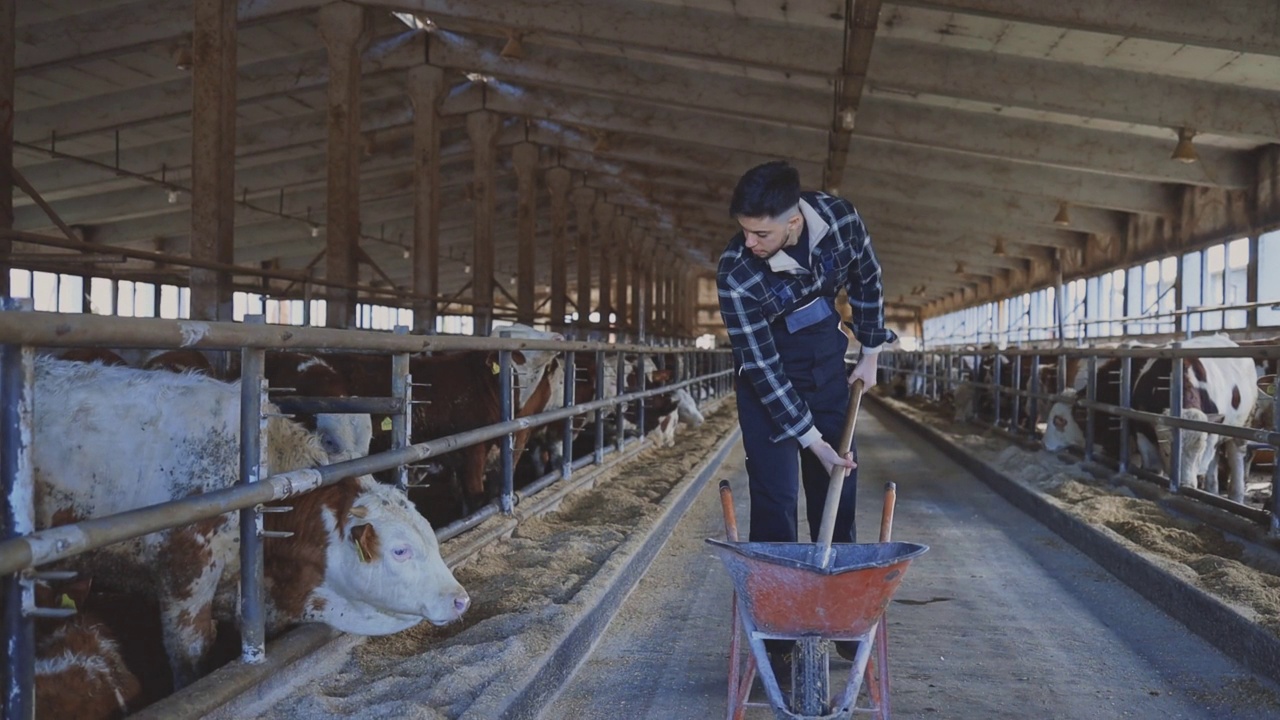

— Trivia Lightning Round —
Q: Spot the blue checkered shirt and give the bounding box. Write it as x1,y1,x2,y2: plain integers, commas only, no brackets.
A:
717,191,896,443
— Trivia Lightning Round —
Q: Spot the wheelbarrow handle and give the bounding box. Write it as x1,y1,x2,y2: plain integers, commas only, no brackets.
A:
718,479,740,543
880,481,897,543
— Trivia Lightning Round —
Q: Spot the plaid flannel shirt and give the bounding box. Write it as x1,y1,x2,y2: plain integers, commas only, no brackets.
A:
717,191,897,444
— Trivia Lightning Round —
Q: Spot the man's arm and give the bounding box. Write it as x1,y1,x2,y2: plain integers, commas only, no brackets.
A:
834,208,897,386
717,276,819,445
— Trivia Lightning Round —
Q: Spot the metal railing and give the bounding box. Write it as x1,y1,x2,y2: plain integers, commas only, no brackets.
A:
0,302,732,719
880,341,1280,537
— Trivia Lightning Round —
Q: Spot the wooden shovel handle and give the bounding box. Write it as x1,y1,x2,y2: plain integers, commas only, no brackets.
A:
815,380,866,565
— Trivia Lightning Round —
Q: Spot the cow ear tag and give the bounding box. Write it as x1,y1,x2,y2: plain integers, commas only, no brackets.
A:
490,361,500,375
380,417,393,432
58,594,77,611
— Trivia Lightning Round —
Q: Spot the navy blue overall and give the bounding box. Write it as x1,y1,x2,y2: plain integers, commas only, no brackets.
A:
735,294,857,545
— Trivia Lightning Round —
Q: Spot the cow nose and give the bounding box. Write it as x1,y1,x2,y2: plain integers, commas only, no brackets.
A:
454,592,471,615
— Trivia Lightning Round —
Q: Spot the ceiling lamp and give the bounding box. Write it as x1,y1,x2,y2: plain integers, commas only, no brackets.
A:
992,236,1007,256
954,261,966,275
172,36,194,71
500,31,524,60
1053,201,1071,227
1171,127,1198,163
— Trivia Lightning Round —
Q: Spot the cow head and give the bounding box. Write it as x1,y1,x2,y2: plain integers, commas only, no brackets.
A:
1154,408,1223,489
492,324,565,407
672,388,704,426
1042,391,1085,451
318,478,469,634
314,413,373,461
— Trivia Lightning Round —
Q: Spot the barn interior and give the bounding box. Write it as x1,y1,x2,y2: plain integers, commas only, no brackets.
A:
4,1,1280,719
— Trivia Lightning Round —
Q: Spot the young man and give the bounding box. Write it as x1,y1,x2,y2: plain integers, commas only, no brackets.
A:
717,161,896,668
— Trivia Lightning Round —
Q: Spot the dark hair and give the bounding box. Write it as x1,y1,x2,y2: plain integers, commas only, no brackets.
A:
729,161,800,218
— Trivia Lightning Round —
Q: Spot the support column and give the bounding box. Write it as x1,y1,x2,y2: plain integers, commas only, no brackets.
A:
546,167,571,331
467,110,499,335
643,246,656,338
407,65,445,334
189,0,237,321
595,202,614,326
319,2,371,329
631,225,646,338
512,142,539,325
615,216,630,335
572,186,595,330
0,0,12,297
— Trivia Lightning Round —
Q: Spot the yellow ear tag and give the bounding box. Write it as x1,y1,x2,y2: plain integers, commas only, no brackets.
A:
380,417,393,432
58,594,77,611
490,361,500,375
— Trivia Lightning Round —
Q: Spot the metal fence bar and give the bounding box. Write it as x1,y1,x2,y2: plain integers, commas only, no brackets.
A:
1170,349,1184,494
0,364,732,578
1119,357,1132,476
0,311,731,357
594,350,606,465
271,396,403,415
562,350,575,482
1,301,36,720
615,351,626,453
1272,389,1280,536
391,326,412,491
499,337,515,515
1085,356,1097,463
237,316,268,665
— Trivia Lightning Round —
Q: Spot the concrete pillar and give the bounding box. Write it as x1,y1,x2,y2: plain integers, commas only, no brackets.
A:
546,167,571,331
631,227,646,338
318,2,371,329
594,202,614,325
467,110,499,335
407,65,445,334
0,0,11,297
189,0,237,321
512,142,539,325
643,247,656,338
572,186,595,330
614,216,630,334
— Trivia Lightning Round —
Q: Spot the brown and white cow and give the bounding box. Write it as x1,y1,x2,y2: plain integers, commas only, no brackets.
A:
1042,336,1257,501
31,358,468,688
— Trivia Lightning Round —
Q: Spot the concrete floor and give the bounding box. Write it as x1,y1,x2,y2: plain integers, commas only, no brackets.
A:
539,404,1280,720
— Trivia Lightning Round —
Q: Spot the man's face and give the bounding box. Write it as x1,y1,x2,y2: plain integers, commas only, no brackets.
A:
737,213,798,260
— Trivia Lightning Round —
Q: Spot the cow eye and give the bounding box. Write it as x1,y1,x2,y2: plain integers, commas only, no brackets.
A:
392,545,413,561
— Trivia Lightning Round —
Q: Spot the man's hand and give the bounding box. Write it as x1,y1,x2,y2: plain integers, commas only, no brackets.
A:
848,352,879,388
809,439,856,476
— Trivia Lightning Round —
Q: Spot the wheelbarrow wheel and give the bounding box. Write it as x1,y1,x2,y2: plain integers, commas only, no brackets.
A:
791,637,829,715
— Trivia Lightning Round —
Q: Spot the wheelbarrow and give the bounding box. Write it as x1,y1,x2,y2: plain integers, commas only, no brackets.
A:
708,380,928,719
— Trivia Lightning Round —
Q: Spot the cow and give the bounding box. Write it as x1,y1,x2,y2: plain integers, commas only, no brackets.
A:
56,348,129,366
31,358,468,688
259,351,374,461
142,349,214,375
0,576,148,720
324,343,562,522
1042,336,1257,501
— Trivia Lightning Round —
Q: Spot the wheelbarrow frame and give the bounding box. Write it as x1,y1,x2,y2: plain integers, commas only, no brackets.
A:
711,380,928,719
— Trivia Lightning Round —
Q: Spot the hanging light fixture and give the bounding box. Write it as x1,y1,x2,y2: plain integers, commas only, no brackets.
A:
1053,201,1071,227
500,30,525,60
954,261,966,275
992,236,1007,256
1171,127,1198,163
172,35,194,71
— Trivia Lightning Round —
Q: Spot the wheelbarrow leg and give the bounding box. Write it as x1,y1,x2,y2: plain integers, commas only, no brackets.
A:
867,482,898,719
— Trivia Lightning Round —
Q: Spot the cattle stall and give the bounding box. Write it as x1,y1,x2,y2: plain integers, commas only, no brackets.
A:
880,341,1280,535
0,307,730,718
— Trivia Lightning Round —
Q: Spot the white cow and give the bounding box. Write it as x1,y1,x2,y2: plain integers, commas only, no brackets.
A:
31,358,468,688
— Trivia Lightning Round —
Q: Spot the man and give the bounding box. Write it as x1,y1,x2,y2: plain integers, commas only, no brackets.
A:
717,160,896,669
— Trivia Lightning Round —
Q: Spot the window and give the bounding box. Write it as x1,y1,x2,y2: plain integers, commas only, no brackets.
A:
89,278,114,316
31,271,59,312
1126,266,1144,334
1225,238,1249,329
58,274,83,313
134,282,156,318
1261,230,1280,327
116,280,136,317
1182,250,1203,332
1203,244,1225,331
159,285,182,319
